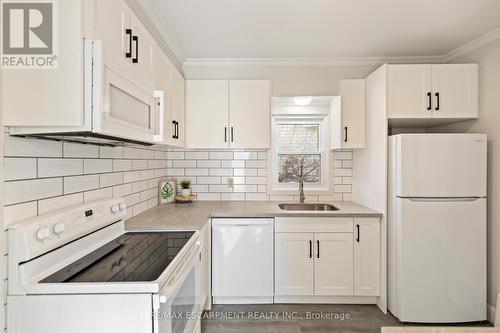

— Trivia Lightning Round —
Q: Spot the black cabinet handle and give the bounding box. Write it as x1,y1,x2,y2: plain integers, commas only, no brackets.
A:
356,224,360,242
344,126,348,143
132,35,139,63
309,240,312,258
231,127,234,142
317,240,320,258
175,122,179,139
435,92,440,111
224,127,227,142
427,92,432,110
125,29,132,58
172,121,176,139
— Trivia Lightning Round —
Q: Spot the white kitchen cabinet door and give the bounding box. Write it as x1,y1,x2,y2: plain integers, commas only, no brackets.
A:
387,65,432,119
171,69,186,147
431,64,478,119
153,51,173,146
93,0,131,74
129,12,156,86
186,80,229,149
354,218,381,296
275,233,314,296
331,80,366,150
229,80,271,149
314,233,354,296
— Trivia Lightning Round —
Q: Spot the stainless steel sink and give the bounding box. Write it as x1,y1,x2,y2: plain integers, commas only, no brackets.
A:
278,203,339,211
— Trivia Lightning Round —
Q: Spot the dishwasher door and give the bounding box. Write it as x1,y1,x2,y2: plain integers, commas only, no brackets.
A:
212,218,274,304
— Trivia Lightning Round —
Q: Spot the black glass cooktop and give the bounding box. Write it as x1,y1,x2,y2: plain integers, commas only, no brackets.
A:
41,231,195,283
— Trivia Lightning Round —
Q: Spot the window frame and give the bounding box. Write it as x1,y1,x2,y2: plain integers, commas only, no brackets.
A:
269,115,330,193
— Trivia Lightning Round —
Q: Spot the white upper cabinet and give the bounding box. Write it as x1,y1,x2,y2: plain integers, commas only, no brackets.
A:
431,64,479,118
387,64,478,120
331,79,366,150
314,233,354,296
186,80,229,149
229,80,271,149
171,69,186,147
354,218,381,296
388,65,432,119
186,80,271,149
128,12,156,85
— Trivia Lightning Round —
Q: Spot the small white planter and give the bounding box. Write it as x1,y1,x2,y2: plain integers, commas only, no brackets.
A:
181,188,191,198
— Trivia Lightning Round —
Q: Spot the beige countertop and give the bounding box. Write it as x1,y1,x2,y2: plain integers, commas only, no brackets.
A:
382,328,497,333
125,201,382,231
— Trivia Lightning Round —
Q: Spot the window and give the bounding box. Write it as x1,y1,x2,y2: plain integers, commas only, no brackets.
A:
271,116,329,191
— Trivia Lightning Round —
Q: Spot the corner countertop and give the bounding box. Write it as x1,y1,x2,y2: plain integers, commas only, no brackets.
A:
381,328,497,333
125,201,382,231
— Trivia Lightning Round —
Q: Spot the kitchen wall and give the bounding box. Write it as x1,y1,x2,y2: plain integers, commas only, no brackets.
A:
429,37,500,313
183,63,378,96
166,148,353,202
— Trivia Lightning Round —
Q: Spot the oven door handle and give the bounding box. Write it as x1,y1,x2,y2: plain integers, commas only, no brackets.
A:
158,243,201,303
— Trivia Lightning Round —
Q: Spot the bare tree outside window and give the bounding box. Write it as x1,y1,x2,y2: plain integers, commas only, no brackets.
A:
277,123,321,183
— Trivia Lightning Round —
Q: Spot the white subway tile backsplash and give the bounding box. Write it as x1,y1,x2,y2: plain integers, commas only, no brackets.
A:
84,187,113,202
4,135,61,157
185,151,209,160
221,193,245,201
123,171,141,183
209,168,233,176
3,201,38,226
38,158,83,178
140,189,157,201
173,160,197,168
209,184,232,193
153,150,167,160
167,168,185,176
84,159,112,174
333,151,353,160
63,142,99,158
124,193,141,207
257,168,267,177
64,175,99,194
5,178,63,205
334,184,352,193
113,183,133,198
245,176,266,185
191,184,209,193
99,146,123,159
221,177,245,185
167,151,185,160
257,151,268,160
113,160,133,172
234,152,258,160
185,168,209,176
333,168,352,177
99,172,123,188
38,193,83,215
4,158,37,181
246,160,266,168
132,160,148,170
196,176,221,184
209,151,233,160
132,181,148,193
234,168,257,176
132,201,148,216
197,160,221,168
221,160,245,168
196,193,221,201
123,147,142,159
257,185,267,193
269,195,294,201
234,184,257,193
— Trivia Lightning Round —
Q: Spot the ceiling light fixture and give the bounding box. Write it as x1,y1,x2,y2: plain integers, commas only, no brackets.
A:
294,96,312,106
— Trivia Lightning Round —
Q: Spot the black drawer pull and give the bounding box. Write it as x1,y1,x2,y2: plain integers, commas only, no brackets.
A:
356,224,360,242
132,35,139,63
435,92,440,111
427,92,432,110
125,29,132,58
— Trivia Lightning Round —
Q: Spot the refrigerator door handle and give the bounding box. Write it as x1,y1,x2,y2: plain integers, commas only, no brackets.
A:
407,197,482,203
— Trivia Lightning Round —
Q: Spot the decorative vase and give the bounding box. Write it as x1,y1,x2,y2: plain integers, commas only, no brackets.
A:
181,188,191,198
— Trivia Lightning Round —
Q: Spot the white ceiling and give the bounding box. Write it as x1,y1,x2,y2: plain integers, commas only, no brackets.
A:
138,0,500,62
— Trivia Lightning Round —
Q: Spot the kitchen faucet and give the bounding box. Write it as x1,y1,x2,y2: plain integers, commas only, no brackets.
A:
299,163,305,203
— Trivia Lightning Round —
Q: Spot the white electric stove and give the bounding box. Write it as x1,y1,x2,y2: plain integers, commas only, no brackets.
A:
7,198,203,333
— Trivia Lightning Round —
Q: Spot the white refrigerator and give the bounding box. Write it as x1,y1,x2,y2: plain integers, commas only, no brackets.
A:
388,134,487,323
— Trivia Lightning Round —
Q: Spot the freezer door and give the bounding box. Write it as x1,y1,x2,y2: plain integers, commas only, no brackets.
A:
395,134,487,197
396,197,486,323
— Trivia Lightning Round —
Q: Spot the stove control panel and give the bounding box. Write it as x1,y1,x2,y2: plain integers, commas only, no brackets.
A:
9,198,127,261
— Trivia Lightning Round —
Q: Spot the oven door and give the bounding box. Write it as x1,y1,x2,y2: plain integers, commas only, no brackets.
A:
154,240,202,333
95,63,163,144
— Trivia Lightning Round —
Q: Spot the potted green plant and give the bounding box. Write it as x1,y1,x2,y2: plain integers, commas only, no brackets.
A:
179,179,191,198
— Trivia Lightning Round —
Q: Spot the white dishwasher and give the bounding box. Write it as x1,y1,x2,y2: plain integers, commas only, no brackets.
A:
212,218,274,304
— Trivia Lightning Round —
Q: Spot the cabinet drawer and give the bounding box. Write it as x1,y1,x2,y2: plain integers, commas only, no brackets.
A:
275,217,353,233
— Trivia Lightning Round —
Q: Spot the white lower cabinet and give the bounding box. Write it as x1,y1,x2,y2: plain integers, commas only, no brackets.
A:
275,233,314,295
315,233,354,296
274,217,380,298
354,218,381,296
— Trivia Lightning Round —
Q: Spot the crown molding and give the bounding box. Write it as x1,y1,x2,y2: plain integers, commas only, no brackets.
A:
183,26,500,68
443,26,500,62
183,55,446,68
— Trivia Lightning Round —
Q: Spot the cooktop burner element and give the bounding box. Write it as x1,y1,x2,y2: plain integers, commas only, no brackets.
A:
42,231,195,283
